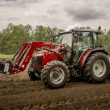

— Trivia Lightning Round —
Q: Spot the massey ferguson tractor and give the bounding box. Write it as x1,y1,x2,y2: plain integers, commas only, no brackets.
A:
0,27,110,89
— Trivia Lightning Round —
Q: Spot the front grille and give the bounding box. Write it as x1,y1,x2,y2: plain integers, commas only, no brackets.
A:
31,55,43,65
36,56,43,65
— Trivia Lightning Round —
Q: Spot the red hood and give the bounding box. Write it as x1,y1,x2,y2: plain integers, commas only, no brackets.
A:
33,50,48,57
32,42,62,57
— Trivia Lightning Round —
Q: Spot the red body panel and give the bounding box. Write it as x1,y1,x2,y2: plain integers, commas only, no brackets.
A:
42,50,63,67
31,49,64,69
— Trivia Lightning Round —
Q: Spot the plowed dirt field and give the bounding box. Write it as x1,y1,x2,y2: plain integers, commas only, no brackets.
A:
0,71,110,110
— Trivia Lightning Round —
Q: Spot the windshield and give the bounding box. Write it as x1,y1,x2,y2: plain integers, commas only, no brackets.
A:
74,32,91,49
59,33,72,47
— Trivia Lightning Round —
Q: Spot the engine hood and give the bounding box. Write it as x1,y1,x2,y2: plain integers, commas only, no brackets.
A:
32,50,49,58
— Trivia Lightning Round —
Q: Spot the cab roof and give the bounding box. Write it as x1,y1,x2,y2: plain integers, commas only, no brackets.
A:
59,29,102,35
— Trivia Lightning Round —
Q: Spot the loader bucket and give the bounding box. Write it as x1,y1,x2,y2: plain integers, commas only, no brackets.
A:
0,60,5,72
0,60,12,75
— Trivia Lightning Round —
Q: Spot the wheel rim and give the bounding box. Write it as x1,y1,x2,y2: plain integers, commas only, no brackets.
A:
50,67,65,85
93,60,106,77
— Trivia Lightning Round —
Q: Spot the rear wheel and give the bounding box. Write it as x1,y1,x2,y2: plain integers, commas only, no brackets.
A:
84,53,109,83
41,61,69,89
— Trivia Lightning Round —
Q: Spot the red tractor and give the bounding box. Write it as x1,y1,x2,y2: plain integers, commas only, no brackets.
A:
0,28,109,89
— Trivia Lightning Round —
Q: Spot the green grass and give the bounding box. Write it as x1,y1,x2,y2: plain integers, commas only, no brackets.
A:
0,54,13,59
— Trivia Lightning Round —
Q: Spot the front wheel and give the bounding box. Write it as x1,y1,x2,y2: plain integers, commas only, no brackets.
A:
84,53,109,83
41,61,69,89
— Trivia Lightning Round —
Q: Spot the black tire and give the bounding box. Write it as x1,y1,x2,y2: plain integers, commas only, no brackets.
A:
108,62,110,79
109,66,110,79
84,53,109,83
28,65,40,81
41,61,69,89
28,71,40,81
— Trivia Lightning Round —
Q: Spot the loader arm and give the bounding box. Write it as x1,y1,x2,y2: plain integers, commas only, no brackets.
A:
0,42,56,75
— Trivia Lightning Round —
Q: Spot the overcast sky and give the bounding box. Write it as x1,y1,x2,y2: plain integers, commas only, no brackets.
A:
0,0,110,30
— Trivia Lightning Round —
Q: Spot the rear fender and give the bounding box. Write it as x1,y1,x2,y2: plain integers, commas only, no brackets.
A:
79,49,109,68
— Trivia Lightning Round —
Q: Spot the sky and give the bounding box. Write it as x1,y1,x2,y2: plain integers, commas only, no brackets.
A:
0,0,110,30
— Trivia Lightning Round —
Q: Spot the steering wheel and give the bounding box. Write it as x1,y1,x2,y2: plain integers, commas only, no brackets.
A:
61,44,71,53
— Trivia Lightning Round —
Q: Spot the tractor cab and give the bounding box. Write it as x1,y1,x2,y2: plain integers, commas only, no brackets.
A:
57,29,102,65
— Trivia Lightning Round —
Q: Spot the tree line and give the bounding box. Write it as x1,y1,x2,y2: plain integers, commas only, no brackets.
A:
0,23,110,54
100,30,110,54
0,23,62,54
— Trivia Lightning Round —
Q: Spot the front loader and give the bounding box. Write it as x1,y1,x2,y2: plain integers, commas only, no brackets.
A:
0,42,59,74
0,27,110,89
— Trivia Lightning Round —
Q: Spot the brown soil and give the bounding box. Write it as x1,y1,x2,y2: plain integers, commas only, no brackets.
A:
0,71,110,110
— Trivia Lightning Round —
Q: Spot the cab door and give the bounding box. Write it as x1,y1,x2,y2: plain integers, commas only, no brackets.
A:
72,32,91,64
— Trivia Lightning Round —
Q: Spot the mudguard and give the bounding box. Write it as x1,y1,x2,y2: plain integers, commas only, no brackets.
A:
79,49,109,68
